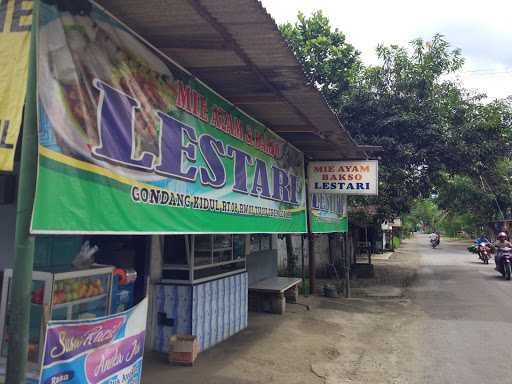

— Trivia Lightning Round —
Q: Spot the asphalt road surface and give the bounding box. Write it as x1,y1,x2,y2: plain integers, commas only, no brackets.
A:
410,234,512,384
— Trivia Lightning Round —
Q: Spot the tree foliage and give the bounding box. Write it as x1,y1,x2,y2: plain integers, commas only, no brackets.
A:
280,11,362,105
280,12,512,224
402,199,443,233
403,198,475,237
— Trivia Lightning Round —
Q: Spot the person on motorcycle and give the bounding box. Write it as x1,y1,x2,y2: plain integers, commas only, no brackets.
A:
494,232,512,269
429,231,440,248
475,234,492,262
430,231,440,242
475,234,490,245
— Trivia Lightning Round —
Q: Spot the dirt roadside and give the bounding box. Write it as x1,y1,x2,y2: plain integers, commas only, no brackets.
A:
142,238,424,384
308,239,424,384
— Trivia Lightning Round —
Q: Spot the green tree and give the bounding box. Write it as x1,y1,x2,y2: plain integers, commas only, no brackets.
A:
431,97,512,228
340,35,467,217
403,199,444,232
280,11,362,106
281,12,512,223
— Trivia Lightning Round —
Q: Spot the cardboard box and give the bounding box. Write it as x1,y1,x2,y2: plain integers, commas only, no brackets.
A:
168,335,198,366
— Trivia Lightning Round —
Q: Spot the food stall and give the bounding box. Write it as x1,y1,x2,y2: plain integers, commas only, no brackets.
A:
153,234,248,353
0,0,368,379
0,233,146,382
22,0,308,360
0,266,114,370
0,232,148,379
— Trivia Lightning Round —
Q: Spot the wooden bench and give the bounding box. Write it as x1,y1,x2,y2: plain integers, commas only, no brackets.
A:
248,277,302,315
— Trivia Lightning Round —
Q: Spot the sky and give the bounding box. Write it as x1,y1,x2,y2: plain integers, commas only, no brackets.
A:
260,0,512,100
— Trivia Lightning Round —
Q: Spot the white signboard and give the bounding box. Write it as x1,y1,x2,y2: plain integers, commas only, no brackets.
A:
308,160,379,195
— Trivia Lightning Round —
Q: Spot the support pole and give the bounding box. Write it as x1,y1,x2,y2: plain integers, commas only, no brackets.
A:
301,234,306,296
285,234,295,276
304,161,316,295
308,234,316,294
344,232,351,298
6,4,38,382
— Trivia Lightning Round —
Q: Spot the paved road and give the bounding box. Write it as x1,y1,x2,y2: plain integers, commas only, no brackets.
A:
410,234,512,384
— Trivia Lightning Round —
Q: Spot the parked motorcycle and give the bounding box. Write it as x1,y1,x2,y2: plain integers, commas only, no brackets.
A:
477,242,492,264
496,247,512,280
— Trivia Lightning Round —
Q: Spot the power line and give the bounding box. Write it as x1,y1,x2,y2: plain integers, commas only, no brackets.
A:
462,68,511,73
458,69,512,76
462,71,512,77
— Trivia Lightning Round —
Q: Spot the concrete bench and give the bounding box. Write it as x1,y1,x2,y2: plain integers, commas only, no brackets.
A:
248,277,302,314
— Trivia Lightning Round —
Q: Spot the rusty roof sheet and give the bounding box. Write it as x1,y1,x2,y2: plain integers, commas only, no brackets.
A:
95,0,367,160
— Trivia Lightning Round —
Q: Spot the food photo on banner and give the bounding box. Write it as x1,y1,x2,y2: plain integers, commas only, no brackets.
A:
31,0,307,234
39,298,147,384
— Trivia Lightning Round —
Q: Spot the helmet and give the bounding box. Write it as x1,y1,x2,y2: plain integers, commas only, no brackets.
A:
498,232,508,240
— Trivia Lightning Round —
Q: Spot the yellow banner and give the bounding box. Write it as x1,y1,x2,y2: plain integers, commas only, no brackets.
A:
0,0,32,171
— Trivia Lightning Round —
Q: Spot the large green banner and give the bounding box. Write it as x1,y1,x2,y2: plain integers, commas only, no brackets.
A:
31,1,306,234
309,193,348,233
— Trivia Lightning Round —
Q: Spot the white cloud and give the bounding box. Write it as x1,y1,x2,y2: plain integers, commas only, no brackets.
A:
260,0,512,99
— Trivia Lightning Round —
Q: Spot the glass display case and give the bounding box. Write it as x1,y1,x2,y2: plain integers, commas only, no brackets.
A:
250,234,273,252
0,265,114,372
161,235,246,284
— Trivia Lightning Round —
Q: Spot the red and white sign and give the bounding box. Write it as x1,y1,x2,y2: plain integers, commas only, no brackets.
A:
308,160,379,195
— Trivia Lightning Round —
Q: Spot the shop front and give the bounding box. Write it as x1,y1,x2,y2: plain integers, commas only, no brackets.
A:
1,0,370,381
0,0,312,379
31,0,309,357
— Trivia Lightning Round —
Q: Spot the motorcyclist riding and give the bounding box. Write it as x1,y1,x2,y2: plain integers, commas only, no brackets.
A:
430,231,440,241
475,234,492,262
494,232,512,270
429,231,440,247
475,234,490,245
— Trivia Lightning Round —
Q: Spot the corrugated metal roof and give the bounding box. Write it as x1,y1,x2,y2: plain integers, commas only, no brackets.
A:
96,0,367,160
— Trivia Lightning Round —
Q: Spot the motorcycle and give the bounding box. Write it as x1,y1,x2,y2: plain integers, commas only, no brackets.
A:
496,247,512,280
430,237,440,248
477,242,491,264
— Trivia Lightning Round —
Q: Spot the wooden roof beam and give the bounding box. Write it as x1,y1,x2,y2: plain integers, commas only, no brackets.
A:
270,125,319,133
229,94,284,104
146,36,233,50
191,65,301,73
293,144,340,151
